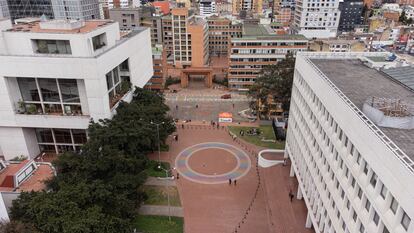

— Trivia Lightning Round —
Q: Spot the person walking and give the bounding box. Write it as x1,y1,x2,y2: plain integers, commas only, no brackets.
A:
289,190,294,202
196,104,199,108
177,173,180,180
229,179,232,185
175,135,179,141
181,124,184,129
176,105,178,110
234,179,237,186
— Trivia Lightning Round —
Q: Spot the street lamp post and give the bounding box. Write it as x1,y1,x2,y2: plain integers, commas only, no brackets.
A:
151,121,164,165
158,165,171,222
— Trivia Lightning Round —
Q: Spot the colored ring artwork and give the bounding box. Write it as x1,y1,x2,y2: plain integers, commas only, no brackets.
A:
175,142,251,184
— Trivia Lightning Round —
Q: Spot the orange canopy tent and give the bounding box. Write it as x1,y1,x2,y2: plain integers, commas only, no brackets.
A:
218,112,233,122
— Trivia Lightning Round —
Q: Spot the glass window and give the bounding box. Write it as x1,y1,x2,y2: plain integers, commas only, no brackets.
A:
38,78,60,102
383,226,390,233
106,72,113,90
373,212,379,225
18,78,40,101
59,79,80,103
53,129,72,144
39,144,56,153
401,211,411,231
390,196,398,214
72,129,87,144
359,223,365,233
370,173,378,187
380,184,387,199
36,128,54,143
365,199,371,211
34,40,71,54
363,162,368,174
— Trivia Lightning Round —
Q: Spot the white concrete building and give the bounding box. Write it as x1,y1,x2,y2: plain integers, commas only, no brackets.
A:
294,0,341,38
199,0,217,17
0,19,153,159
286,52,414,233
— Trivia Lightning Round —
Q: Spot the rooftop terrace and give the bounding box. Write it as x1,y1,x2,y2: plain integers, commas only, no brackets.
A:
5,20,115,34
311,59,414,163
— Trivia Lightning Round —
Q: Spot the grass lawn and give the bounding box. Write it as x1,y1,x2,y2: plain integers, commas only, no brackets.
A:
144,160,171,177
134,215,184,233
228,125,285,149
141,185,181,206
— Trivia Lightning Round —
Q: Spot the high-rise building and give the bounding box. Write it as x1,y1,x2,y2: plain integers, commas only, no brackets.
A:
294,0,341,38
145,45,167,91
0,19,153,159
207,16,242,56
0,0,101,21
286,52,414,233
52,0,100,19
199,0,216,17
163,8,209,68
228,24,307,91
0,0,54,21
109,7,141,30
338,0,364,32
232,0,263,15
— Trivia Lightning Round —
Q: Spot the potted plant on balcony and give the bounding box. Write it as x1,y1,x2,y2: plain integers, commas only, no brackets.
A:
17,99,26,114
27,104,37,114
120,81,131,94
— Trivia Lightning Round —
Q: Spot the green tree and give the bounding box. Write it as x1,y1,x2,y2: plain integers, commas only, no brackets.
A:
248,52,295,118
9,87,174,233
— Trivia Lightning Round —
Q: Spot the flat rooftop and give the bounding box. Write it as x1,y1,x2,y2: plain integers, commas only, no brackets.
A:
6,20,115,34
311,59,414,161
0,161,54,192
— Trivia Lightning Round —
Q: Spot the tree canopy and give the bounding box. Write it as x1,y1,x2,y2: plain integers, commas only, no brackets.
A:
7,88,175,233
248,53,295,117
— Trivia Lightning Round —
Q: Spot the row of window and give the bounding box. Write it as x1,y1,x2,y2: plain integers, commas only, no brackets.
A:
287,71,411,233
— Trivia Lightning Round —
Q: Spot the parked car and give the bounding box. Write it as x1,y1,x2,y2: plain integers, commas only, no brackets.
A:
221,94,231,99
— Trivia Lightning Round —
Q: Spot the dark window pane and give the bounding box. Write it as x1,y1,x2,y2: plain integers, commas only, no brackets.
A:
44,104,63,114
63,105,82,115
106,72,113,90
113,68,119,84
39,144,56,153
59,79,79,103
72,129,87,144
53,129,72,144
36,128,54,143
18,78,40,101
38,79,60,102
57,145,74,153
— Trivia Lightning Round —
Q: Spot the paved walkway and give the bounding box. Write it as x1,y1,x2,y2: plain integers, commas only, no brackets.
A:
144,177,176,186
147,125,315,233
139,205,184,217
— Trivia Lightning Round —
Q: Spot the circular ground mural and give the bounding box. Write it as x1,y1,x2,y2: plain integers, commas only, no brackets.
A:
175,142,251,184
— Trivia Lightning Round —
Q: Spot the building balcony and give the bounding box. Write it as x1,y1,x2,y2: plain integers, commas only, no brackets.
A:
13,113,90,129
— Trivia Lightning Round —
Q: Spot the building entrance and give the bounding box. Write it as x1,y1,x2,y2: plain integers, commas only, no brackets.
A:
180,67,213,88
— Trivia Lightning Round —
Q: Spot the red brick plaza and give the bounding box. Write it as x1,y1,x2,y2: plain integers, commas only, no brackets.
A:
150,122,316,233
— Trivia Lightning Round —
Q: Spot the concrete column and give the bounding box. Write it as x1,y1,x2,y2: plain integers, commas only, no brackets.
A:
297,185,303,200
305,212,312,228
290,165,295,177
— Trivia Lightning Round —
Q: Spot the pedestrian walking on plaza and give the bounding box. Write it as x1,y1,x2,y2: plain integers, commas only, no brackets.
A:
181,124,184,129
175,135,179,141
176,105,178,110
229,179,232,185
217,122,220,129
232,103,235,108
234,179,237,186
196,104,198,108
289,190,294,202
177,173,180,179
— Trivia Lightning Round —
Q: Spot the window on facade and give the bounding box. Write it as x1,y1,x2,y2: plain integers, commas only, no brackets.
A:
36,128,87,153
401,211,411,231
383,226,390,233
363,162,368,174
370,173,378,187
380,184,387,199
359,223,365,233
353,211,357,221
106,65,131,108
356,152,361,164
357,187,363,199
34,39,72,54
351,177,356,187
17,77,82,115
390,196,398,214
365,199,371,212
92,33,107,50
373,211,379,225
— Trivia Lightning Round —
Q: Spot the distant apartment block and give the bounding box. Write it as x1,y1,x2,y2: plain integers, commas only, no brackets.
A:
338,0,363,32
207,16,242,56
0,19,153,159
286,52,414,233
109,7,140,31
145,45,167,91
309,39,366,52
232,0,263,15
294,0,341,38
52,0,100,20
162,8,209,68
199,0,216,17
228,24,307,91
